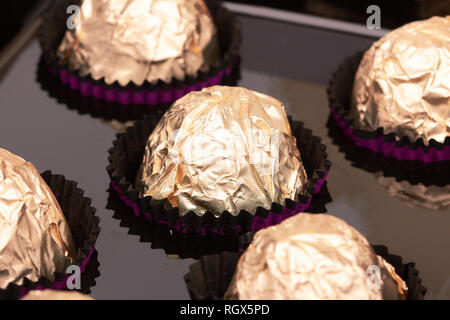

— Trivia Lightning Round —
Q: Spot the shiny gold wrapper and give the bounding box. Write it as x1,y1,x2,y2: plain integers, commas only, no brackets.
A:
21,290,94,300
351,16,450,144
137,86,308,217
57,0,220,86
0,148,76,290
224,213,407,300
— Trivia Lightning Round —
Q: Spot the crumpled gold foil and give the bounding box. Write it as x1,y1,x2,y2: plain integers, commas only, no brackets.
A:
375,173,450,210
351,16,450,144
21,289,94,300
57,0,220,86
137,86,308,217
224,213,407,300
0,148,76,290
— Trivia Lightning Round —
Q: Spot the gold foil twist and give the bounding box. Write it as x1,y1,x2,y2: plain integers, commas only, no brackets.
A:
351,16,450,144
137,86,308,217
0,148,76,290
224,213,407,300
58,0,220,86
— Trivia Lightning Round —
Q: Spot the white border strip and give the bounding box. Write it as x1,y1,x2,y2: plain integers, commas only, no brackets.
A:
223,2,389,38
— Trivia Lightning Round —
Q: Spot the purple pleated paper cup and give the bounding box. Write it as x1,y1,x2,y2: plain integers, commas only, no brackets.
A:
106,114,331,237
0,172,101,300
328,51,450,163
107,187,241,259
184,234,427,300
106,176,331,260
38,0,241,120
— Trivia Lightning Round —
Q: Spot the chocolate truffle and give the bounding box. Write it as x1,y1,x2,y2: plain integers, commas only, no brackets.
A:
21,289,93,300
137,86,308,217
58,0,220,86
224,213,407,300
0,148,76,289
351,16,450,144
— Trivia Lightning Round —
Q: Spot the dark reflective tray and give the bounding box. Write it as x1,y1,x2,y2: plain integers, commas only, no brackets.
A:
0,12,448,299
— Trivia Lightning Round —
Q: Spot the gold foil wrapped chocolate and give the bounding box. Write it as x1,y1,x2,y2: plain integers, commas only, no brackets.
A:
224,213,407,300
58,0,220,86
137,86,308,217
21,290,94,300
0,148,76,290
351,16,450,144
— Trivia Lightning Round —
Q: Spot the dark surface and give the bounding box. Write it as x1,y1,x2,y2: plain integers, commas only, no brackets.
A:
0,1,40,49
0,14,449,299
226,0,450,29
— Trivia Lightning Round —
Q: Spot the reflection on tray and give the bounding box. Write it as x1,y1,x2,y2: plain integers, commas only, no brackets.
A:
375,173,450,211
